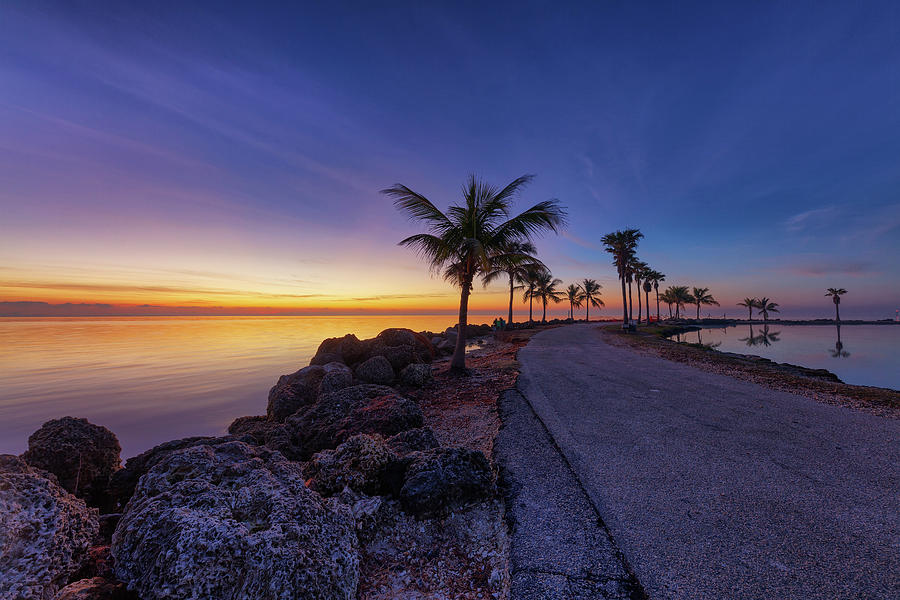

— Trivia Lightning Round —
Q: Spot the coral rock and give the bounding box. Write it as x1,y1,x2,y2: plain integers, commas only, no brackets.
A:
111,441,359,600
400,448,494,516
354,355,395,385
305,434,398,496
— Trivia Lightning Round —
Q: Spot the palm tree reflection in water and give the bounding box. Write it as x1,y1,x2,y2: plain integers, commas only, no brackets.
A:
830,324,850,358
740,324,780,347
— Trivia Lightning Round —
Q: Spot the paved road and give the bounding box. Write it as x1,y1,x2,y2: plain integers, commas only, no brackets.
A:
517,324,899,600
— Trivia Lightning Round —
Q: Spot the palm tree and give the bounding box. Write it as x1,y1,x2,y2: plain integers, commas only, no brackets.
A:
691,287,720,320
601,229,643,326
737,298,758,321
633,260,649,325
642,280,653,324
566,283,584,320
825,288,847,322
534,272,564,323
482,240,543,326
645,269,665,323
668,286,693,319
581,279,604,322
756,297,779,323
521,263,547,325
386,174,566,371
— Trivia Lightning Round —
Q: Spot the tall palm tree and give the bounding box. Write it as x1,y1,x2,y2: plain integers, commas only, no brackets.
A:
668,286,693,319
482,240,543,326
737,298,758,321
756,297,779,323
660,288,675,318
581,278,604,322
691,287,720,320
601,229,642,326
825,288,847,322
534,272,564,323
645,269,665,323
632,260,649,325
565,283,584,320
386,174,566,371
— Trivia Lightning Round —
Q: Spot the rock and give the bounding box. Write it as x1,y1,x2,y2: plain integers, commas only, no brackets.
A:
386,428,440,454
1,455,99,600
52,577,132,600
286,385,424,459
368,328,434,371
430,336,442,346
311,333,367,366
400,363,433,387
354,355,395,385
21,417,121,510
112,442,359,600
400,448,494,516
227,416,302,460
267,365,326,421
304,435,398,497
320,361,353,395
108,435,242,508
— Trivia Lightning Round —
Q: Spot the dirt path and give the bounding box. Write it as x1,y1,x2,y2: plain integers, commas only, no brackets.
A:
515,323,899,599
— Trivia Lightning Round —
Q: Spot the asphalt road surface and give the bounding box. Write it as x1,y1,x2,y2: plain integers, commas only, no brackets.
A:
517,324,899,600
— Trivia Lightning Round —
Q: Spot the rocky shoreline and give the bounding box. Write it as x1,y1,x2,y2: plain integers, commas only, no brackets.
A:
1,323,524,600
602,324,900,418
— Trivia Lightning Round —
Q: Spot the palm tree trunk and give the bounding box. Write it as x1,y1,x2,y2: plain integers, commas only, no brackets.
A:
748,307,752,321
645,289,650,324
656,289,660,322
835,301,840,323
696,303,701,320
619,274,628,325
627,280,633,322
451,281,471,372
637,279,642,324
542,298,547,323
586,300,589,322
528,287,533,324
507,274,514,325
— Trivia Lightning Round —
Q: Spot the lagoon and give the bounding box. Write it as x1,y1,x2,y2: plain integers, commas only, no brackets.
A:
672,323,900,390
0,315,460,457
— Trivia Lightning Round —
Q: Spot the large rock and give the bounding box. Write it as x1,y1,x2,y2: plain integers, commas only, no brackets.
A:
112,441,359,600
354,355,394,385
286,385,423,459
1,455,99,600
267,365,326,421
304,435,399,497
320,361,353,395
310,334,367,366
52,577,131,600
21,417,121,510
400,363,433,387
400,448,494,515
108,435,243,509
227,416,302,460
386,427,440,455
365,328,434,372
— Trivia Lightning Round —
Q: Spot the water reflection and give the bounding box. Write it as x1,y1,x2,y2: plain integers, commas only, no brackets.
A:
830,324,850,358
739,324,781,347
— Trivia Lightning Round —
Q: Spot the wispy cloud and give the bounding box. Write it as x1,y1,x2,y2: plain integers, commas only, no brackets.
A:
781,260,875,277
784,206,837,231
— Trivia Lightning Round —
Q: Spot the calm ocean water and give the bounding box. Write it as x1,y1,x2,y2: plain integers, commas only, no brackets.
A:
672,324,900,390
0,315,461,457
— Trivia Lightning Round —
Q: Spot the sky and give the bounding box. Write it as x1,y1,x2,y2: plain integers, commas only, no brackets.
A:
1,1,898,320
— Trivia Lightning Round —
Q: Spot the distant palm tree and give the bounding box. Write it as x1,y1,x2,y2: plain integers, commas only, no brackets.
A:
483,240,543,326
642,279,653,325
660,288,675,319
668,286,693,319
581,278,604,322
756,297,779,323
386,174,566,371
566,283,584,320
533,272,564,323
646,269,666,323
601,229,642,326
825,288,847,322
691,287,720,320
737,298,758,321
